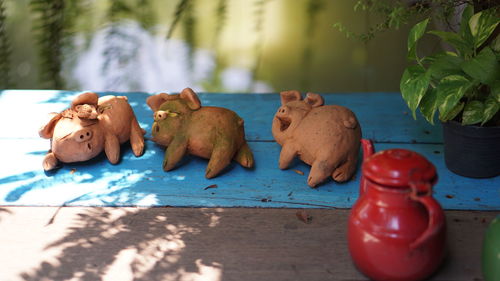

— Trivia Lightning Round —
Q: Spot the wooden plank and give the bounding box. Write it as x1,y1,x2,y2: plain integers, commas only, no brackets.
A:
0,90,441,143
1,139,498,210
0,207,496,281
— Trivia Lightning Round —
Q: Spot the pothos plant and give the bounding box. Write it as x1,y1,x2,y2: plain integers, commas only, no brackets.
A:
400,5,500,126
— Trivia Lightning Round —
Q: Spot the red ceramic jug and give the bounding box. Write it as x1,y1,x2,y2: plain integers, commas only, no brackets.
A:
348,139,446,281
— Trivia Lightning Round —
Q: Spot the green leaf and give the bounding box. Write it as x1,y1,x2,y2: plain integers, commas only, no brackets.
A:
441,102,465,122
353,1,367,12
491,80,500,102
436,75,472,120
491,34,500,53
482,94,500,125
428,30,472,56
419,87,438,124
421,54,439,65
469,9,500,49
461,47,500,85
460,4,475,48
422,51,456,64
400,65,431,118
462,100,484,125
427,52,464,80
388,5,406,29
407,18,429,61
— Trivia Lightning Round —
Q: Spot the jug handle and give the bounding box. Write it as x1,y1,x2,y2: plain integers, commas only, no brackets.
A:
359,139,375,196
409,182,445,250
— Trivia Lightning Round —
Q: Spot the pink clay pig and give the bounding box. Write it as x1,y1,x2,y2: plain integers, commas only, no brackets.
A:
39,92,145,171
272,90,361,187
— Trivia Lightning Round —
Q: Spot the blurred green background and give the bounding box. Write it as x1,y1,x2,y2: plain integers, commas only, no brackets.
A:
0,0,432,93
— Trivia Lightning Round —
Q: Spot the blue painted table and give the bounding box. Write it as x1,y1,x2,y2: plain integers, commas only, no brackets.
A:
0,90,498,210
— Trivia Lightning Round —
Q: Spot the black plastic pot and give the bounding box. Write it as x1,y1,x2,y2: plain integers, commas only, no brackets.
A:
442,120,500,178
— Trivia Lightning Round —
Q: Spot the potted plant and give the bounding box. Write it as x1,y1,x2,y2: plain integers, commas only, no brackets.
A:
400,4,500,178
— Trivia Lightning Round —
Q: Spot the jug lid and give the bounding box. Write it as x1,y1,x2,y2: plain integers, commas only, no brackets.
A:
363,149,437,187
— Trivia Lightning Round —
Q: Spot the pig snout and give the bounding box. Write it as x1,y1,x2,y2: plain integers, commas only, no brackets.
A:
74,128,93,143
276,106,289,116
275,106,292,132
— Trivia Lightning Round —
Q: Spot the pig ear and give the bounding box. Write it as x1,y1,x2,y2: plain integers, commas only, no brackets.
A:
180,88,201,110
280,90,302,105
71,92,98,109
304,92,324,108
39,113,62,139
146,93,170,111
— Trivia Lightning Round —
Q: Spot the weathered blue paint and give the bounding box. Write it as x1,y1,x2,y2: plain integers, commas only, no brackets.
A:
0,90,497,209
0,140,498,209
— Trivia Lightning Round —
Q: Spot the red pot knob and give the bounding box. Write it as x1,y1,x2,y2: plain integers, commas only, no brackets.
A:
363,149,437,188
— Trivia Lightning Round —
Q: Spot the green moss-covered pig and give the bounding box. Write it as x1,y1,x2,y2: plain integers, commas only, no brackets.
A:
146,88,254,178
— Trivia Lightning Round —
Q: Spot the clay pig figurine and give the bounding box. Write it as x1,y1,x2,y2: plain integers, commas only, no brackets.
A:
146,88,254,178
272,90,361,187
39,92,145,171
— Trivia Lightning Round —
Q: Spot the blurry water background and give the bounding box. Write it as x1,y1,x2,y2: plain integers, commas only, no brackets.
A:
0,0,437,93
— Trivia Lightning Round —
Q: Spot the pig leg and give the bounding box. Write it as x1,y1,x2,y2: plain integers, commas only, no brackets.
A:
163,137,188,171
205,138,235,179
129,117,145,157
42,152,59,171
332,156,357,182
308,158,337,188
104,133,120,164
233,142,254,168
279,143,298,170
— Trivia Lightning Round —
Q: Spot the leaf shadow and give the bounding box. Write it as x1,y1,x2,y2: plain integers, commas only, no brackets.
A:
20,207,228,281
16,206,368,281
1,142,151,205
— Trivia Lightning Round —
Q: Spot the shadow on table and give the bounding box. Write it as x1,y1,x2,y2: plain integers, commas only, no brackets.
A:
20,208,225,281
18,207,360,281
13,207,494,281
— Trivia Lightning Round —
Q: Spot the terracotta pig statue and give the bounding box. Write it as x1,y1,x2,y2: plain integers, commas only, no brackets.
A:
146,88,254,178
272,90,361,187
39,92,145,171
